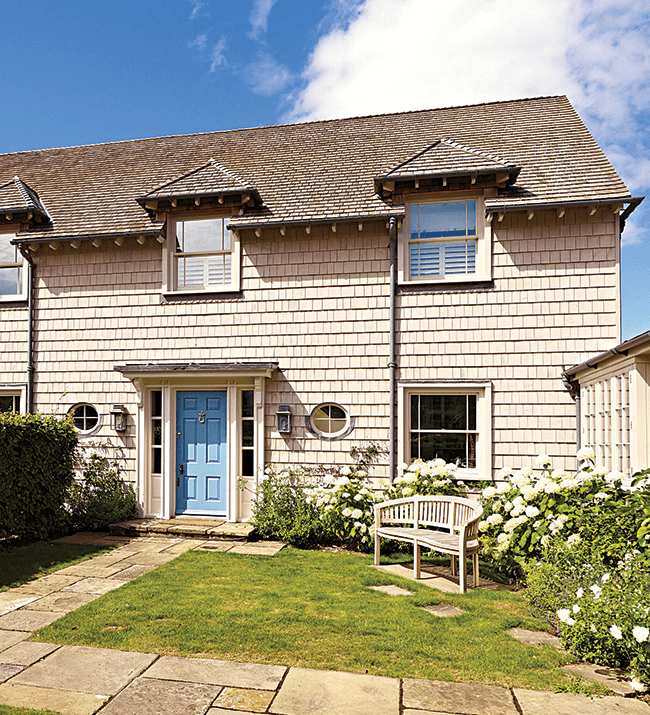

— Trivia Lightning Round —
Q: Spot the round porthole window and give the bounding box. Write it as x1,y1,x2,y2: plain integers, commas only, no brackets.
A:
69,404,100,435
308,403,354,440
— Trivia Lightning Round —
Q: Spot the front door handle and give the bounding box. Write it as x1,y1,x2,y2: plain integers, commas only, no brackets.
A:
179,464,184,474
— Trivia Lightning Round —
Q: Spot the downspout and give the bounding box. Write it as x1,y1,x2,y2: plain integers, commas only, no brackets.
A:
388,217,398,483
18,244,35,413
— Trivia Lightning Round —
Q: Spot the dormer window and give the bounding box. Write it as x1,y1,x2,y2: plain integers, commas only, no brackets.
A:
399,195,491,284
0,234,25,300
409,200,477,278
164,216,240,294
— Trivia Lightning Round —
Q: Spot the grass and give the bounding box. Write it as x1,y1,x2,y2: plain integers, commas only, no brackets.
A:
0,708,64,715
33,548,603,693
0,539,114,591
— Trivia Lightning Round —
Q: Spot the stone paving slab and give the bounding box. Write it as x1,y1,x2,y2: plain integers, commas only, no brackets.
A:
11,574,82,596
403,678,518,715
144,655,286,690
108,564,156,582
161,539,202,555
214,685,275,711
422,604,465,617
0,664,23,684
194,540,241,552
0,609,61,632
99,676,221,715
513,688,650,713
0,682,108,715
0,593,40,616
0,641,60,666
270,667,400,715
60,577,123,595
228,543,285,556
117,552,178,566
370,585,414,596
562,662,637,696
54,563,128,579
24,592,98,613
507,627,563,649
0,630,31,652
208,709,261,715
12,645,157,696
370,562,501,593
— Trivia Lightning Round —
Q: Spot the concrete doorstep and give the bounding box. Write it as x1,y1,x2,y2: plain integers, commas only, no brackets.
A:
0,533,647,715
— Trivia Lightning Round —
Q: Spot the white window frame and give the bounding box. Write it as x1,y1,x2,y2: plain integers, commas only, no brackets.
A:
0,233,27,302
398,194,491,284
398,382,492,480
162,214,241,295
0,386,27,413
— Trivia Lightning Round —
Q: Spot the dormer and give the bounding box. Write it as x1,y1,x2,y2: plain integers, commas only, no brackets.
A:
136,159,262,218
0,176,50,226
374,139,521,200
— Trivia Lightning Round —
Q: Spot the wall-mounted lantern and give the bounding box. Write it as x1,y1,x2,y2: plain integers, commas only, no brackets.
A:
110,404,128,432
276,404,292,434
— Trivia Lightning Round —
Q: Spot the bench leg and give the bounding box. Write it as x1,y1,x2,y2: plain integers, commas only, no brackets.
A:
374,531,380,566
473,552,480,588
413,542,420,579
450,554,457,577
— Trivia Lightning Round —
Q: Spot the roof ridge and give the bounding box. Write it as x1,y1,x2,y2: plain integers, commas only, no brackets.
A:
208,159,255,191
0,95,568,158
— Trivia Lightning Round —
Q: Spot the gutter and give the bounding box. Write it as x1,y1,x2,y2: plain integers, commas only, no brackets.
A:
563,330,650,378
388,217,398,483
17,243,34,413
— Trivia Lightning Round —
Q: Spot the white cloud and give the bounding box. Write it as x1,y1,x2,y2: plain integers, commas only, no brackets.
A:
189,34,208,51
249,0,278,39
288,0,581,122
210,38,227,71
189,0,207,20
245,53,293,96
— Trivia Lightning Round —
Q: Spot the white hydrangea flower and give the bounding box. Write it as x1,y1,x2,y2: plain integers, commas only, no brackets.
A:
541,534,550,546
557,609,571,623
479,520,488,532
590,624,597,633
497,482,511,494
513,496,526,507
340,466,352,476
573,604,580,614
402,487,414,496
630,677,646,692
354,494,363,501
610,625,623,640
503,501,514,512
342,507,353,517
601,573,610,583
593,492,609,502
511,504,526,517
633,627,649,643
497,532,510,544
590,584,602,599
605,470,625,484
560,478,579,489
351,508,363,519
544,481,561,494
576,588,584,598
499,466,514,479
567,533,581,547
324,504,334,511
577,446,596,461
536,454,551,469
336,476,350,487
482,486,498,499
525,505,540,518
487,513,503,526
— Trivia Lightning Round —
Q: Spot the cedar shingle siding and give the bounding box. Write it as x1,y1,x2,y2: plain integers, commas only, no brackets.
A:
0,96,638,519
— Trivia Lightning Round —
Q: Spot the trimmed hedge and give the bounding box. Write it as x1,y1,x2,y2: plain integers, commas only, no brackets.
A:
0,412,78,540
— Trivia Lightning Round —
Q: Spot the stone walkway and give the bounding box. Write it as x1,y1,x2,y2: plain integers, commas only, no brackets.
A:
0,533,648,715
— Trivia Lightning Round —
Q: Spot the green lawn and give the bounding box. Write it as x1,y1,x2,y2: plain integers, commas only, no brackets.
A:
0,540,114,591
0,707,63,715
33,548,600,693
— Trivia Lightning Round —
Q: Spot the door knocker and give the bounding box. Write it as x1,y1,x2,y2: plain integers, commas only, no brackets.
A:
199,411,205,423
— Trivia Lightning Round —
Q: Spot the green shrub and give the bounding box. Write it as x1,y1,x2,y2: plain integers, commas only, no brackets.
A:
251,467,327,548
524,540,650,690
478,451,635,575
0,412,77,541
67,453,138,531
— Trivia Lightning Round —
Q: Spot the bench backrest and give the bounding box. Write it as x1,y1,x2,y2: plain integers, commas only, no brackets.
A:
376,495,482,535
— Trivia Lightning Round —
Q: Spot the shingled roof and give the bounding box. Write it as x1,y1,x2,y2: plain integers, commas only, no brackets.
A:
0,95,636,242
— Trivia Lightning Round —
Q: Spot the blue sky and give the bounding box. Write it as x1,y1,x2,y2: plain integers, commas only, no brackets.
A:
0,0,648,340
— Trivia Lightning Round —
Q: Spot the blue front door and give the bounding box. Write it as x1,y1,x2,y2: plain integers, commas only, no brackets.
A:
176,391,227,515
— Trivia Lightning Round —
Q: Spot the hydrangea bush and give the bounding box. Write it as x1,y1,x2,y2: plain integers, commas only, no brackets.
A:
525,540,650,691
478,449,629,571
382,459,467,501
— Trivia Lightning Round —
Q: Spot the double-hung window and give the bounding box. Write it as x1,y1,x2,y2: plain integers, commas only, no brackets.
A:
401,197,491,283
399,383,492,478
0,234,25,300
167,217,240,293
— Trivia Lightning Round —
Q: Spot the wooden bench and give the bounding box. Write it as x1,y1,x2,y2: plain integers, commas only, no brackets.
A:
374,495,483,593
